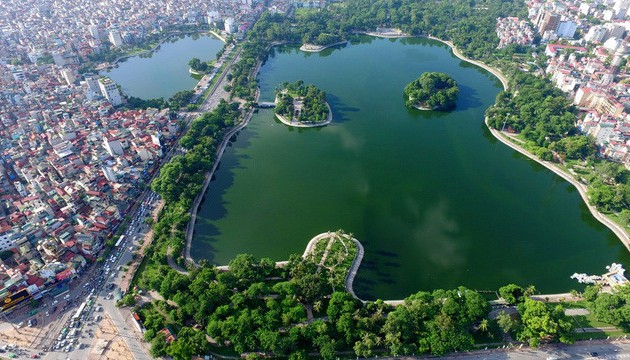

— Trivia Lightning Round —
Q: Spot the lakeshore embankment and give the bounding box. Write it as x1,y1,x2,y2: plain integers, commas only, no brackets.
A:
99,30,224,71
421,34,630,250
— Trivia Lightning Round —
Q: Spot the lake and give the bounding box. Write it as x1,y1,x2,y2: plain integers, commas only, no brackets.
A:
191,36,630,300
103,34,223,99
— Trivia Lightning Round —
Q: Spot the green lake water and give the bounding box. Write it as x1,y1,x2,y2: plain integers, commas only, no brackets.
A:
103,34,223,99
191,36,630,300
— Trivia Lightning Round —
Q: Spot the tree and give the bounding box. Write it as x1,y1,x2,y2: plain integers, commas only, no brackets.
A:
168,327,210,360
229,254,265,288
477,318,489,333
188,57,209,73
496,310,515,335
589,285,630,328
0,250,13,260
499,284,525,305
517,298,574,347
150,332,168,357
404,72,459,110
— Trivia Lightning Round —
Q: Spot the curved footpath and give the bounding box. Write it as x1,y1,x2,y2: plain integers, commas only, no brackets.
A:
299,40,347,52
184,108,255,265
486,119,630,251
426,36,510,91
183,47,245,265
274,102,333,128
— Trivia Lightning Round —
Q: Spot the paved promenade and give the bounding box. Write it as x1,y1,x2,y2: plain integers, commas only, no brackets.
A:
486,118,630,251
182,47,244,265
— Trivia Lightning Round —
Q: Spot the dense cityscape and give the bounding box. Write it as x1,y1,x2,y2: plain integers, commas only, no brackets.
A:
2,0,630,358
497,0,630,160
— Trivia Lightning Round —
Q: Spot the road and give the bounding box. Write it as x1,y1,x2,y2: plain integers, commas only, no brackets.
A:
0,193,159,360
437,341,630,360
38,192,160,360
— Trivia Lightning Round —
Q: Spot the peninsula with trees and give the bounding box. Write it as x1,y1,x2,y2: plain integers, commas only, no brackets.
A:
404,72,459,110
274,80,332,127
188,57,213,74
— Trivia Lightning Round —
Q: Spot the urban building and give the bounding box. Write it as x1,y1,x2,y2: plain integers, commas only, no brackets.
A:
98,77,123,107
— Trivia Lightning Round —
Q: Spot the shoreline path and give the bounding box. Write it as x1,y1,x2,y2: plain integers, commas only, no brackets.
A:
274,102,333,128
425,34,630,251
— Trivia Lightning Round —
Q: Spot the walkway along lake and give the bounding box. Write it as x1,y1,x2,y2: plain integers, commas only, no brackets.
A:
191,35,630,300
102,34,223,100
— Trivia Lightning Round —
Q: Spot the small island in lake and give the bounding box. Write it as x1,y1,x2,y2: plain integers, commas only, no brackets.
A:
404,72,459,111
275,80,332,127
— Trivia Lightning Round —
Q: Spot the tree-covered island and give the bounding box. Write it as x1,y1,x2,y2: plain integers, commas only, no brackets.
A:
404,72,459,110
274,80,331,127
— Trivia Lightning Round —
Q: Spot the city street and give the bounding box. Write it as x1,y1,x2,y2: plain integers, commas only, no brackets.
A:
439,341,630,360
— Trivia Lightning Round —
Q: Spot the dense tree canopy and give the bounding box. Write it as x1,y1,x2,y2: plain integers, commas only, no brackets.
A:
140,252,501,359
586,284,630,330
151,100,240,205
404,72,459,110
275,81,329,122
516,298,574,347
189,57,211,73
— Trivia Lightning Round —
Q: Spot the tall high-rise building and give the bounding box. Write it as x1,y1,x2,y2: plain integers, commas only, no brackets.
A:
60,68,76,86
88,25,101,39
98,77,123,106
586,25,610,43
108,30,124,47
224,18,237,33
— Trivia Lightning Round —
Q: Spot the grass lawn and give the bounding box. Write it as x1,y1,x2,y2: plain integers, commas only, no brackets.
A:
571,314,618,329
551,301,627,335
574,330,626,341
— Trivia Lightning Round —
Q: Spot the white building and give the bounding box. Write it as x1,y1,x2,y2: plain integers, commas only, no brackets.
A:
207,11,221,25
590,121,616,145
586,26,609,43
108,30,124,47
224,18,237,33
613,0,630,18
556,20,577,38
102,166,117,182
60,68,75,86
88,25,101,39
83,74,100,93
98,77,123,106
604,37,624,51
151,133,161,147
11,68,25,83
605,23,626,40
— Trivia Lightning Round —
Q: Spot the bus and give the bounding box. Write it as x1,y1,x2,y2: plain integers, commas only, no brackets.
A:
72,301,87,321
114,235,125,247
